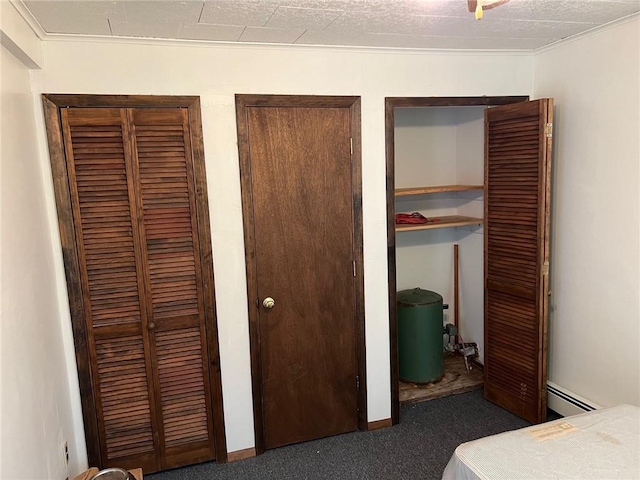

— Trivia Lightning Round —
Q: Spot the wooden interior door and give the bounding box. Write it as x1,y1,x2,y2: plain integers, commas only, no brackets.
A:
484,98,554,423
236,95,366,451
43,95,226,472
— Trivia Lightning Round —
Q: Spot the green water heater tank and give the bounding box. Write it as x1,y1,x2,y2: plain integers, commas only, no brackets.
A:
397,287,444,383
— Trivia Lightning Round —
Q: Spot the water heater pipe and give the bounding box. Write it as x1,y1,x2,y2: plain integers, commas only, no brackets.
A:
454,243,459,332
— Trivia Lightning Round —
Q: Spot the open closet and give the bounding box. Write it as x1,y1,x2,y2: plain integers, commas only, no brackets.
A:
385,96,554,424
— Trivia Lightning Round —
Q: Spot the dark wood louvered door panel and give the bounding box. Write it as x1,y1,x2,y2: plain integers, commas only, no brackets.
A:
52,99,223,473
484,99,553,424
61,107,160,472
130,108,215,469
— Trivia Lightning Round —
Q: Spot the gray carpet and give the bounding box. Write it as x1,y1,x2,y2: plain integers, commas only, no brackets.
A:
149,390,557,480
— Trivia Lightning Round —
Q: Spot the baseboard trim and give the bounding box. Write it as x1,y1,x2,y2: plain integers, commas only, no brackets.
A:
547,381,602,417
227,447,256,462
368,418,392,431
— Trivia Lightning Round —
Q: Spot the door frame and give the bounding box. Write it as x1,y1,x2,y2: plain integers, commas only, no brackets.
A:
235,94,367,454
42,94,228,465
384,96,529,424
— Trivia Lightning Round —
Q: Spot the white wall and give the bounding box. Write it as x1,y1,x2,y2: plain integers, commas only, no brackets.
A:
0,3,85,478
34,40,532,461
395,107,460,187
534,17,640,408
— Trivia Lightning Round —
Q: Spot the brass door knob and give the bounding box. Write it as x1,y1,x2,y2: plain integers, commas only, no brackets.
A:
147,322,156,330
262,297,275,309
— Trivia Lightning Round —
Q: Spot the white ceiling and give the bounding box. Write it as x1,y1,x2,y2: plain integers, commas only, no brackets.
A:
20,0,640,51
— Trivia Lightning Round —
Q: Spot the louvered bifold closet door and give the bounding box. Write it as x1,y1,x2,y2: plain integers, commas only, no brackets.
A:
60,105,218,473
484,99,553,424
61,108,160,473
129,108,216,469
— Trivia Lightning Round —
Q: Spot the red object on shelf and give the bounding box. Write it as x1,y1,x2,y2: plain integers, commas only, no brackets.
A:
396,212,441,225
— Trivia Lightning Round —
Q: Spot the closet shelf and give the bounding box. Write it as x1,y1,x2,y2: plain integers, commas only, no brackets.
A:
396,215,483,232
395,184,484,197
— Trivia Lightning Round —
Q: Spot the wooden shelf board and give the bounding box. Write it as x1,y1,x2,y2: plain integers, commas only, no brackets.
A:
395,184,484,197
396,215,483,232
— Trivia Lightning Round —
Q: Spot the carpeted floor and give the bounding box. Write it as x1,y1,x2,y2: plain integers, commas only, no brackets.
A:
148,390,558,480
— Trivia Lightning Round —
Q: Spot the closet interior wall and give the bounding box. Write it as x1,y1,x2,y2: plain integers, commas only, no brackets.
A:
394,106,486,361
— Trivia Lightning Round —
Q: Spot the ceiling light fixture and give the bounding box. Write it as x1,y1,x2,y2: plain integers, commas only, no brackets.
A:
468,0,510,20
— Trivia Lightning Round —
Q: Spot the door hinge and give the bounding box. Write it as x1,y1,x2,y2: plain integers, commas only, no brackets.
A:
545,123,553,138
542,261,550,276
350,137,353,155
353,261,356,277
356,375,360,391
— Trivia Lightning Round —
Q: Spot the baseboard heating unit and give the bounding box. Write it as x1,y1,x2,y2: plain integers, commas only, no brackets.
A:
547,381,602,417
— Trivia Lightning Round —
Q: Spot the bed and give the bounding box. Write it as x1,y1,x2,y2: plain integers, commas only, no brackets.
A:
442,404,640,480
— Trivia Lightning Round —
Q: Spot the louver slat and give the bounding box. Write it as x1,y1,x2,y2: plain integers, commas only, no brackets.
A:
68,117,140,329
484,100,553,424
135,113,199,320
62,108,158,471
132,108,215,467
96,336,155,459
156,328,210,447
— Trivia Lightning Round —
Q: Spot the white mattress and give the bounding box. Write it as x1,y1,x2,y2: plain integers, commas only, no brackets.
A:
442,404,640,480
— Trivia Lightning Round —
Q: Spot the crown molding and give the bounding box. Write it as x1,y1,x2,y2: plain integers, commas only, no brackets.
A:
29,31,534,57
10,0,47,39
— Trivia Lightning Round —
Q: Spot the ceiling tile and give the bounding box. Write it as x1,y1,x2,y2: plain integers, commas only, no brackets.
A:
265,6,343,29
456,18,598,39
240,26,307,44
328,12,598,40
108,19,182,39
23,0,125,35
179,23,245,41
343,0,471,18
323,8,472,36
123,1,204,24
403,35,551,50
277,0,370,8
20,0,640,51
322,11,398,35
475,0,640,23
295,29,360,46
200,0,279,26
297,30,550,50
